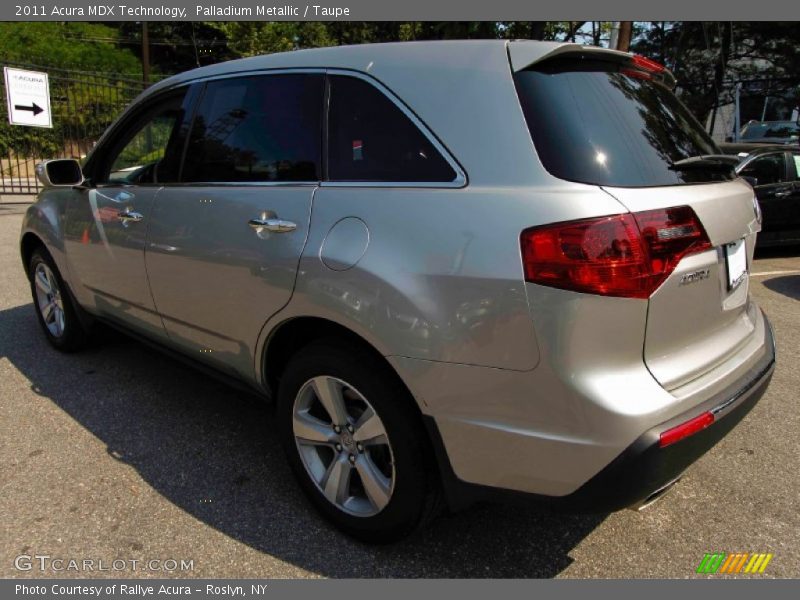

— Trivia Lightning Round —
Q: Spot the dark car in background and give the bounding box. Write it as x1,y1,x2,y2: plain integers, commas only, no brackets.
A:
737,145,800,247
720,121,800,156
740,120,800,144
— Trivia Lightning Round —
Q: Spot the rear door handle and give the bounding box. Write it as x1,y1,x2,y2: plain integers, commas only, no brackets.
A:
774,190,792,198
248,215,297,233
117,209,143,225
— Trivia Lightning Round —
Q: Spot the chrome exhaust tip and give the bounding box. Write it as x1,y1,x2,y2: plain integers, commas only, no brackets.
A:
630,477,681,511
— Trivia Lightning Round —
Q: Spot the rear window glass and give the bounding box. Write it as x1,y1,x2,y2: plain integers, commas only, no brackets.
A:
514,57,733,187
327,75,457,183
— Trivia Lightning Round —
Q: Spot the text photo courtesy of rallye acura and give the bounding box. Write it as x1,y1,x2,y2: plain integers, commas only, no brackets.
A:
21,40,775,542
16,584,263,596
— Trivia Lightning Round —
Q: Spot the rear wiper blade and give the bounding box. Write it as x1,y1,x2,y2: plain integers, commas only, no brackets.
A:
669,154,740,171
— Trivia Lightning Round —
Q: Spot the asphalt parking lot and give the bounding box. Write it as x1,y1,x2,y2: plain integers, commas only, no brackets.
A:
1,202,799,579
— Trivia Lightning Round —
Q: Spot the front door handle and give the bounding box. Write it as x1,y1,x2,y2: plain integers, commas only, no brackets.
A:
118,209,143,225
248,215,297,233
774,190,792,198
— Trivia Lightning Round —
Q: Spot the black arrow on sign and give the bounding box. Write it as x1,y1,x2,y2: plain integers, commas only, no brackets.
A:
14,102,44,116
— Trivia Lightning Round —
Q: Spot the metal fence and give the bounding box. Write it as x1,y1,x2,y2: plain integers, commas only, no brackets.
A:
1,63,154,195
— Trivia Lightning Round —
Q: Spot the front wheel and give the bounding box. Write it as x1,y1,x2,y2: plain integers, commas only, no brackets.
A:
276,340,440,542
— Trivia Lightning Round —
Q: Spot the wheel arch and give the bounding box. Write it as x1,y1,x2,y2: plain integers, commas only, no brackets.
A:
19,195,70,279
262,316,408,400
20,231,47,275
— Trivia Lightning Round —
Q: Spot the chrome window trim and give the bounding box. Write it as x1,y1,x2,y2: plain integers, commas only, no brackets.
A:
139,181,320,188
129,67,467,189
320,69,467,189
166,67,329,86
320,179,465,188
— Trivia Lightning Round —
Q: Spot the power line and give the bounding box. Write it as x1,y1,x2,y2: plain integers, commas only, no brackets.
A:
60,34,229,46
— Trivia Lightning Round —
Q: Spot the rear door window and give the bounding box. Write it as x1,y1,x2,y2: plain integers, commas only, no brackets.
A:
514,57,732,187
326,75,457,183
181,74,323,183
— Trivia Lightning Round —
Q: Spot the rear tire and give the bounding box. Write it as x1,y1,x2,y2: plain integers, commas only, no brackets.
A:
276,339,441,542
28,248,90,352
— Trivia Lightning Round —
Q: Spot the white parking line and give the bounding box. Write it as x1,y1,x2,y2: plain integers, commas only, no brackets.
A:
750,270,800,277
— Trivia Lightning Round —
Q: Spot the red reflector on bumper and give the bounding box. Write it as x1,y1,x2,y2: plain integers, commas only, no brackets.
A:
659,411,715,448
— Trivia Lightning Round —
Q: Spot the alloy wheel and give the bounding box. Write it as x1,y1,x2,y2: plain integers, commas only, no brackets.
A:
292,375,396,517
33,262,65,338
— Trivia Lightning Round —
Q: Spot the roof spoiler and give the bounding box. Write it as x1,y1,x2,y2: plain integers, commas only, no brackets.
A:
507,41,677,88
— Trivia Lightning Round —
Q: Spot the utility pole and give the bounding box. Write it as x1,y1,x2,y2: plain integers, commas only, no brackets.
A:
734,82,742,142
141,22,150,87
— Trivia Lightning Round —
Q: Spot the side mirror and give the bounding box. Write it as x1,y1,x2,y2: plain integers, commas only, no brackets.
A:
35,159,84,187
741,175,758,187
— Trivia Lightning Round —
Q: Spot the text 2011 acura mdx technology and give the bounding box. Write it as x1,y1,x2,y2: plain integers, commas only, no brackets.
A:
21,41,775,542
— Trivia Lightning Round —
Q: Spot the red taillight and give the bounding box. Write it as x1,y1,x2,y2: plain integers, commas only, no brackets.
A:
620,67,653,81
659,411,715,448
521,206,711,299
631,54,666,74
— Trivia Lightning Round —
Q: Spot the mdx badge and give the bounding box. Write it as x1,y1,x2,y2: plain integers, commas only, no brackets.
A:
680,269,711,285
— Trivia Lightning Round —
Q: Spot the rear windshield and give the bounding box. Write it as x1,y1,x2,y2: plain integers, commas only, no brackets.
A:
514,57,732,187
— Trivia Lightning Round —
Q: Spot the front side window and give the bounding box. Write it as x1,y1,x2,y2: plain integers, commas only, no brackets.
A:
101,91,188,185
740,154,787,186
327,75,457,183
181,74,323,183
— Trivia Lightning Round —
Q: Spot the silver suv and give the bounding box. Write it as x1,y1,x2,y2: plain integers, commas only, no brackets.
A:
21,41,775,542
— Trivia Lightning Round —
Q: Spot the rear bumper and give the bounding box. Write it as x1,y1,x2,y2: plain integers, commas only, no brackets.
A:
424,313,776,512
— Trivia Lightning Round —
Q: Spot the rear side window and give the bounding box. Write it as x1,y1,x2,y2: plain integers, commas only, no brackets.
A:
740,153,787,186
182,74,323,183
327,75,457,182
514,57,732,187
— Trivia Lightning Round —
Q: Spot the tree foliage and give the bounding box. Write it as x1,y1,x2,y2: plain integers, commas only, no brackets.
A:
0,22,140,72
2,21,798,161
0,23,143,157
632,22,800,126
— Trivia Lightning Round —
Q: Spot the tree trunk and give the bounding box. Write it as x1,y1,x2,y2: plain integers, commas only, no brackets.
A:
529,22,547,41
616,21,633,52
707,22,733,132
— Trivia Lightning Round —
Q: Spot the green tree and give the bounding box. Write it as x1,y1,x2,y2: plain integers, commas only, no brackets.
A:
0,22,140,72
207,22,335,57
632,22,800,129
0,22,143,158
113,22,236,72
